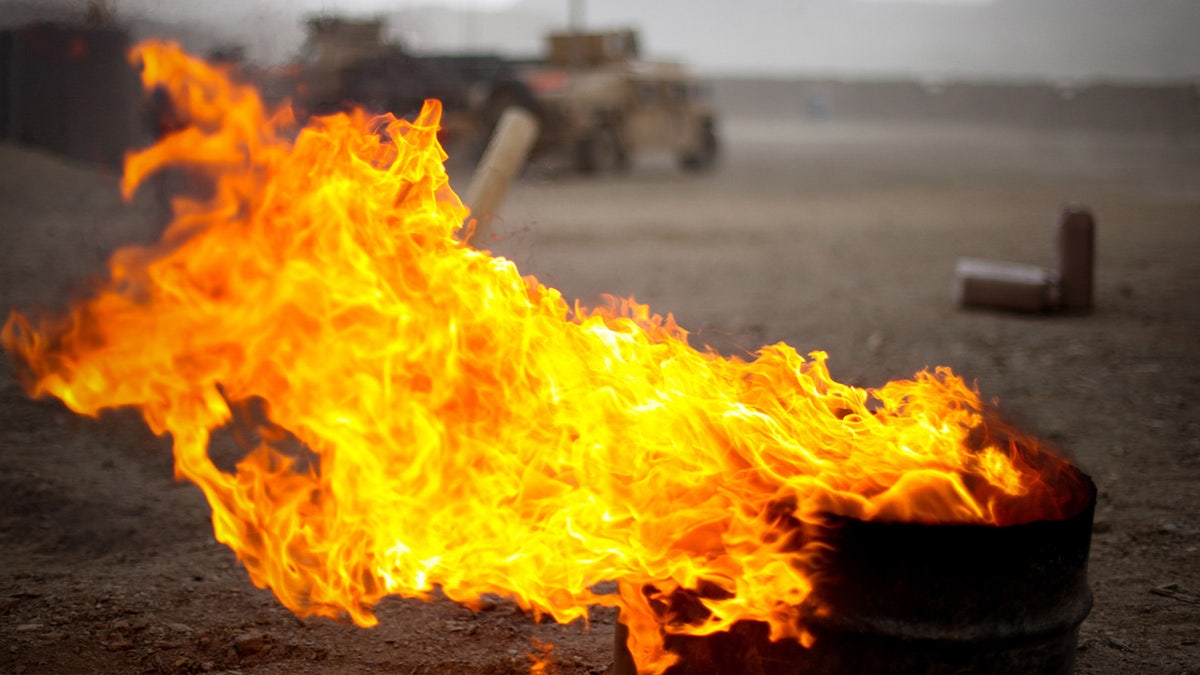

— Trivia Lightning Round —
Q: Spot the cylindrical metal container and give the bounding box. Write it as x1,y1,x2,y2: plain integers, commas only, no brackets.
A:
1056,205,1096,311
954,257,1061,313
614,466,1096,675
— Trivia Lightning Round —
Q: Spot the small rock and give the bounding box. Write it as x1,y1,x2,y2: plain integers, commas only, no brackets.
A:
1104,635,1135,652
166,623,193,634
15,623,43,632
106,639,134,652
157,638,187,649
234,631,266,657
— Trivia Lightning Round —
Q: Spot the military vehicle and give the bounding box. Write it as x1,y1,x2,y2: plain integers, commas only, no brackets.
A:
292,16,536,161
291,19,717,175
518,29,720,174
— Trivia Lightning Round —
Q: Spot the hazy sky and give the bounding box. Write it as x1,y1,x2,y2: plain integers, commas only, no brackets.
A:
303,0,992,9
21,0,1196,82
297,0,997,13
114,0,1000,18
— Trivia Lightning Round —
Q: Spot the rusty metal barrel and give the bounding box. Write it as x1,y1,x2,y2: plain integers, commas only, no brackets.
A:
614,465,1096,675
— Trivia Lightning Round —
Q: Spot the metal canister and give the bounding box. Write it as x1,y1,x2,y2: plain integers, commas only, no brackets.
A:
1056,205,1096,311
954,257,1061,313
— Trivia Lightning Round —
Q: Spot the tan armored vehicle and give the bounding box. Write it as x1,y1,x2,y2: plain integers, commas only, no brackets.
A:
521,29,719,174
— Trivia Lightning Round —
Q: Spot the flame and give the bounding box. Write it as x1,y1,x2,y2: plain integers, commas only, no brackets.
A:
528,638,559,674
2,42,1089,675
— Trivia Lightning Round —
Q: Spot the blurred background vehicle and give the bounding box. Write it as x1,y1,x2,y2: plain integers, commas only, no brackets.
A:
290,18,718,175
289,15,534,164
518,29,719,174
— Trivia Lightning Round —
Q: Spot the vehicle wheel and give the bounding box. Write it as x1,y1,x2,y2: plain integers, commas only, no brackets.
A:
680,121,718,172
575,124,627,175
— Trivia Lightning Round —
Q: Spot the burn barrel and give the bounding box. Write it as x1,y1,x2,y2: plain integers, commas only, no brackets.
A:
613,465,1096,675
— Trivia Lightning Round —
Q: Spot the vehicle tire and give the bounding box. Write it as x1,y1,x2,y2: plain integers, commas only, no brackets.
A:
575,124,627,175
680,120,718,172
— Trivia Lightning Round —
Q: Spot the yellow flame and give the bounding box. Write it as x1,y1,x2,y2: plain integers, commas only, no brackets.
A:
1,42,1088,675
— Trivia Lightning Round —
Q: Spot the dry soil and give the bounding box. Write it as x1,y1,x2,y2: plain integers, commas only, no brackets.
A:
1,115,1197,674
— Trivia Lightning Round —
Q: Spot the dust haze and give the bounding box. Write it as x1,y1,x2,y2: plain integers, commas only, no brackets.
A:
4,0,1199,82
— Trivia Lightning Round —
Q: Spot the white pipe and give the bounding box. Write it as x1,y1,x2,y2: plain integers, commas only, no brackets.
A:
462,107,540,247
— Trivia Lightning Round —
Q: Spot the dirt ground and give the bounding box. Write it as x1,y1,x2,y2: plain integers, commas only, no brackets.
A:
1,114,1197,674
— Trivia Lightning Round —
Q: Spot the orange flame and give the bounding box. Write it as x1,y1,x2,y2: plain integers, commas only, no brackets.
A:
2,42,1089,675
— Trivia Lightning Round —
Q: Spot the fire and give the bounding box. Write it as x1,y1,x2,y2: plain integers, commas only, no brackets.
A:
2,43,1089,674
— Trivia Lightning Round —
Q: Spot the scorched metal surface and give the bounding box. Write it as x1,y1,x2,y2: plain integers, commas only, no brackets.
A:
614,465,1096,675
